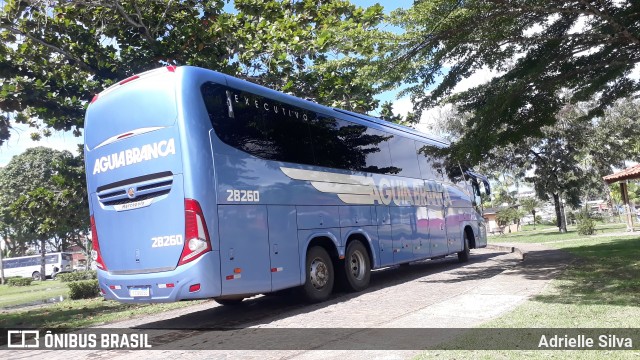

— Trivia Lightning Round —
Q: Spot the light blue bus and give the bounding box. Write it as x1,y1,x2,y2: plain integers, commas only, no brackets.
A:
84,66,490,305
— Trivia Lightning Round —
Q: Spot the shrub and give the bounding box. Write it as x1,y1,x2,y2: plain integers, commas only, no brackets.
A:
7,277,33,286
67,280,100,300
58,270,97,282
576,210,596,235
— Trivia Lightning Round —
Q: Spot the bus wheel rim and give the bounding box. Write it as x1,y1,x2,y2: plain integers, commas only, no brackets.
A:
349,250,366,281
310,258,328,289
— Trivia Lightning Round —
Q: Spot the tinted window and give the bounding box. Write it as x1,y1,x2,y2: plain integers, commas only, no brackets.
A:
202,83,316,165
416,142,440,180
202,83,411,176
388,136,421,178
308,118,398,174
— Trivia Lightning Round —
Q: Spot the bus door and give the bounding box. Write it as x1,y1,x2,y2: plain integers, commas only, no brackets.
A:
413,205,431,260
218,205,271,295
390,206,414,263
426,180,448,257
376,205,394,267
267,205,301,291
444,184,465,253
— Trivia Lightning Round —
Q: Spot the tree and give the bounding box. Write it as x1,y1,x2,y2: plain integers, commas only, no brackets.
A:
379,0,640,164
495,207,524,233
0,147,89,279
0,0,385,143
520,197,541,229
439,95,640,232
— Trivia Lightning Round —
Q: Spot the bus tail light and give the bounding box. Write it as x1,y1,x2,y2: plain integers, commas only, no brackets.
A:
90,215,108,271
178,199,212,266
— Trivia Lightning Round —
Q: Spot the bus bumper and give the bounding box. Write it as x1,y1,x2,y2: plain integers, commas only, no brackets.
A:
97,251,220,303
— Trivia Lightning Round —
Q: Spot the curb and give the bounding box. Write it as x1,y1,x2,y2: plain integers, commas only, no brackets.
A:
486,244,526,260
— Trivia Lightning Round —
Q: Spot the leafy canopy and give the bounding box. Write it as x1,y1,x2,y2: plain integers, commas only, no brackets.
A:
0,0,384,143
383,0,640,164
0,147,88,256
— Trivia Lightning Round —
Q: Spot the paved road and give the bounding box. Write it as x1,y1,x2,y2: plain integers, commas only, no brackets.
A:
5,245,571,359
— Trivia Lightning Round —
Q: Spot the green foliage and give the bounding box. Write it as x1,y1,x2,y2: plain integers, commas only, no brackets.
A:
0,147,89,257
495,207,522,227
477,98,640,233
67,280,99,300
576,211,596,235
609,180,640,207
376,1,640,164
6,277,33,286
0,0,386,143
57,271,97,283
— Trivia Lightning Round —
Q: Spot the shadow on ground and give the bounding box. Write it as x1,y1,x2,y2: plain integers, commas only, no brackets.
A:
136,250,508,330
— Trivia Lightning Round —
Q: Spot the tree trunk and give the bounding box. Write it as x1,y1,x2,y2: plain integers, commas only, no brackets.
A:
532,210,537,230
0,242,5,285
553,193,567,233
40,239,46,281
559,199,568,232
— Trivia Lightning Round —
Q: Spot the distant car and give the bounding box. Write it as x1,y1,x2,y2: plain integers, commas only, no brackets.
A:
74,264,87,271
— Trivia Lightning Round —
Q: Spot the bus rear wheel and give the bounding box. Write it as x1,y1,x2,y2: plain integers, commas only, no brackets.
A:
32,271,41,281
343,240,371,292
301,246,334,303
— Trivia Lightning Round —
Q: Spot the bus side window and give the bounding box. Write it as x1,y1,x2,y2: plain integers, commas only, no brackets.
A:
308,117,397,174
361,128,395,175
203,84,267,157
416,142,443,181
258,99,315,165
388,136,421,179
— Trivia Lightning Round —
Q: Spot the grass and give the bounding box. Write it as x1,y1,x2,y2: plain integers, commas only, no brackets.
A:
416,226,640,359
489,222,628,244
0,279,207,328
0,296,208,328
0,280,68,309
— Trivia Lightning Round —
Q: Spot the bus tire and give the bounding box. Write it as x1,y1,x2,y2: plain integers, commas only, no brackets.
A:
301,246,334,303
343,240,371,292
32,271,41,281
214,297,245,306
458,232,470,263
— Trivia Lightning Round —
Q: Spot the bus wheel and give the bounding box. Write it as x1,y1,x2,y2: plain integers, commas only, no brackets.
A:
458,232,470,263
32,271,41,281
214,297,245,306
301,246,334,303
343,241,371,292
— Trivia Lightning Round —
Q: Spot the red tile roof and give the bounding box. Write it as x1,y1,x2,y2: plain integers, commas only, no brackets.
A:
603,163,640,184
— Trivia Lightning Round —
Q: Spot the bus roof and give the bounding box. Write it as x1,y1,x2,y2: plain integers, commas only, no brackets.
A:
92,65,452,147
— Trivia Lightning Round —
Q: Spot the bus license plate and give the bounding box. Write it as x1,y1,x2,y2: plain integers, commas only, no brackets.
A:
129,287,150,297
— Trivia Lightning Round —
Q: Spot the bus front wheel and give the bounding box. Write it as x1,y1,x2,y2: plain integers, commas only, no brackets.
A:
301,246,334,303
458,232,470,263
32,271,41,281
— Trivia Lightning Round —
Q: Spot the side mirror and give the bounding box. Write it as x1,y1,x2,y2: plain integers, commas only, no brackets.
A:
484,181,491,196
